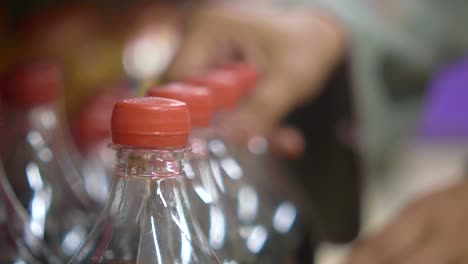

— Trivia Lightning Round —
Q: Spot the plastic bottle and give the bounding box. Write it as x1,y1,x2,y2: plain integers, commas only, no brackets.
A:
148,83,258,263
188,64,312,263
0,161,60,263
72,85,130,205
70,97,221,263
0,169,38,263
0,62,98,260
0,100,59,263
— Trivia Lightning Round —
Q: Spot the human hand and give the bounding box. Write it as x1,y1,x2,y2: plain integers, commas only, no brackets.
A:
348,180,468,264
166,3,346,150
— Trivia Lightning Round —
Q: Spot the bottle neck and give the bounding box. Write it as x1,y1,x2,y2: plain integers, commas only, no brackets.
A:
113,146,187,178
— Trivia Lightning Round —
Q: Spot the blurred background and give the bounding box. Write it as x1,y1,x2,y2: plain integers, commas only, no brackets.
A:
0,0,187,114
1,0,468,263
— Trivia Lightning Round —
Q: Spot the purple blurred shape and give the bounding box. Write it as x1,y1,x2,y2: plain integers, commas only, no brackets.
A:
420,57,468,139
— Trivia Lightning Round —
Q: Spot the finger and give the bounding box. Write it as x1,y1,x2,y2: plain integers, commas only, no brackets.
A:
346,239,380,264
166,4,262,80
400,221,468,264
455,234,468,264
361,202,431,263
165,12,220,80
227,29,340,138
165,35,212,80
227,72,302,140
454,251,468,264
269,125,305,159
399,235,455,264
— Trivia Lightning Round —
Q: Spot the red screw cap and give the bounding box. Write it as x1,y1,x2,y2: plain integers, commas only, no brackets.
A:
186,70,242,112
147,83,214,128
111,97,191,148
219,63,259,96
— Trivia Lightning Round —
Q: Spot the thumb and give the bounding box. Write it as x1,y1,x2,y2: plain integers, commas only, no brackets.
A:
227,69,304,143
226,38,342,143
165,29,213,80
165,4,247,81
269,125,305,159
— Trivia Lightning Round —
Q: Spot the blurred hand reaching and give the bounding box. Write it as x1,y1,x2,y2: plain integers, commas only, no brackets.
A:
348,180,468,264
166,3,345,157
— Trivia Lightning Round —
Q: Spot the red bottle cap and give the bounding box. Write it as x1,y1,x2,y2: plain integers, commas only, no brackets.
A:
0,62,61,109
147,83,214,128
186,70,242,112
219,63,259,96
111,97,190,148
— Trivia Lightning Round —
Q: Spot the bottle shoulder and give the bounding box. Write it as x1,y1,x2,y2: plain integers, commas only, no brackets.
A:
71,177,221,264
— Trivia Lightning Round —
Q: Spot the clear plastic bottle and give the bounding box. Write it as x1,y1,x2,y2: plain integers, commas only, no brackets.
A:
0,161,60,263
188,64,312,263
220,64,312,262
70,97,221,264
0,102,59,263
148,84,258,263
72,85,131,205
0,62,98,260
